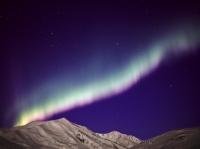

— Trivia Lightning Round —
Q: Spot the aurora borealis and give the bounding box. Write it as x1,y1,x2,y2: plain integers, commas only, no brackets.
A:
15,26,200,126
1,0,200,139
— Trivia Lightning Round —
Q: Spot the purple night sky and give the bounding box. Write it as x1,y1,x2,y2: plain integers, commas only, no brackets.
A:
0,1,200,139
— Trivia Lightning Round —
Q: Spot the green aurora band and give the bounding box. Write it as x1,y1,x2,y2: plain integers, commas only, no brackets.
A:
15,25,200,126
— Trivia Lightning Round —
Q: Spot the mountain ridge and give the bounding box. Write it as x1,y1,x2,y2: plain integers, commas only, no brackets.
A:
0,118,199,149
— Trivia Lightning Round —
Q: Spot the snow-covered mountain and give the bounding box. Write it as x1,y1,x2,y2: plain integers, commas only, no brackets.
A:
0,118,140,149
0,118,199,149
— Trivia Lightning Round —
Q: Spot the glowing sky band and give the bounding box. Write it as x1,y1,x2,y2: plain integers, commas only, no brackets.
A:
16,26,200,126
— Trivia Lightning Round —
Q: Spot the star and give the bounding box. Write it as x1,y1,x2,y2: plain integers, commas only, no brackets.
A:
169,83,173,88
115,42,120,47
49,32,55,36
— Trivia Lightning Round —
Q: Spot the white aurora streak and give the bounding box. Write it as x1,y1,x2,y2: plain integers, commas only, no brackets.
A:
16,25,200,126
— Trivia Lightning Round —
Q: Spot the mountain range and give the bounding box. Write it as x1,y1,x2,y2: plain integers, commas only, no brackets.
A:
0,118,199,149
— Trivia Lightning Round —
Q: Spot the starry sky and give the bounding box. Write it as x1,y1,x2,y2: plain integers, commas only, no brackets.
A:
1,1,200,139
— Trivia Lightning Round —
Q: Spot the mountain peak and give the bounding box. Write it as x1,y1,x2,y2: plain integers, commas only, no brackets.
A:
0,118,140,149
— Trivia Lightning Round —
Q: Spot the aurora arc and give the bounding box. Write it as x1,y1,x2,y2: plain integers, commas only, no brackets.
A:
15,26,200,126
